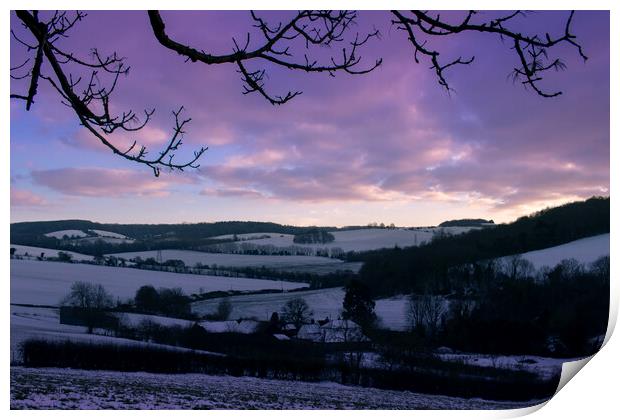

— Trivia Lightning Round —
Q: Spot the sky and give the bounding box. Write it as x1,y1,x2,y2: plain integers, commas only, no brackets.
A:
9,10,610,227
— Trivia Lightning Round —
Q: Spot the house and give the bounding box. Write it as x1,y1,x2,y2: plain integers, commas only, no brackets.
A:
321,320,369,343
297,323,322,341
199,319,260,334
296,320,369,343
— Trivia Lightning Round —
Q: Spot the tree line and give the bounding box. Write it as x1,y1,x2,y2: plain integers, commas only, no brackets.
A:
356,196,609,296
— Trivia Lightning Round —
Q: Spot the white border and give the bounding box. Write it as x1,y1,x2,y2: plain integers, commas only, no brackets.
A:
3,1,617,419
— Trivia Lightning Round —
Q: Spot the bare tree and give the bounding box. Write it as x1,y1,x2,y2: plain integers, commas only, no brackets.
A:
11,10,587,174
406,291,444,336
281,297,313,328
503,254,535,280
61,281,114,333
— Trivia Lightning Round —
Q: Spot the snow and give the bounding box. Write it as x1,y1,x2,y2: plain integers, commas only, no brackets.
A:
10,367,542,409
233,227,479,252
107,249,345,269
210,232,283,241
10,244,94,261
9,305,209,361
437,352,580,381
199,320,260,334
193,288,410,330
298,320,369,343
10,259,309,306
499,233,610,269
42,229,133,243
76,236,135,244
44,230,88,239
117,312,195,328
273,333,290,341
90,229,130,239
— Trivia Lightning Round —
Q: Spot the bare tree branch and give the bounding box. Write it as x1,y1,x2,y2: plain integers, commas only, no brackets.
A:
12,10,206,176
391,10,587,97
148,10,382,105
10,10,589,177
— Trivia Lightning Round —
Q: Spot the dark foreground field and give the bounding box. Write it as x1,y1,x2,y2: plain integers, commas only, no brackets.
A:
10,367,546,410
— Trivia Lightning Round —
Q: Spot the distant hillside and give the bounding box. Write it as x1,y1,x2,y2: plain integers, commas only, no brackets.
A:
439,219,494,227
358,196,610,296
10,220,340,255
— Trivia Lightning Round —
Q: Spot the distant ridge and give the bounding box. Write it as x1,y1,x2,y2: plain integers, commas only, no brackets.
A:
438,218,494,227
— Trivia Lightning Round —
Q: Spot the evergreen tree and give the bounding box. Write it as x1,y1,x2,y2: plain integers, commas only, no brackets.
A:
342,280,377,330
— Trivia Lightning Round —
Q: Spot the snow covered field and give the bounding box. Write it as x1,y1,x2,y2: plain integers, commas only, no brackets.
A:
44,229,134,243
10,367,541,409
436,352,575,381
106,249,354,272
500,233,609,269
225,227,481,252
10,244,94,261
220,228,432,252
10,260,308,306
9,305,208,362
192,287,410,330
90,229,130,239
44,229,89,239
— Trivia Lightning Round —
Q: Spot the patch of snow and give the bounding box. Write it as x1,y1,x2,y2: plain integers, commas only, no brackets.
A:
10,367,544,409
10,259,309,306
10,244,94,261
199,320,260,334
193,288,410,331
90,229,130,239
498,233,609,270
107,249,342,269
437,352,579,381
44,230,88,239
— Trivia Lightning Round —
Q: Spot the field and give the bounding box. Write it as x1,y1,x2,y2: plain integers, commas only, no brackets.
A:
211,227,478,252
507,233,609,269
192,287,411,329
10,367,542,409
436,352,576,381
10,244,94,261
9,305,210,363
106,249,360,273
44,229,90,239
44,229,134,243
10,259,308,306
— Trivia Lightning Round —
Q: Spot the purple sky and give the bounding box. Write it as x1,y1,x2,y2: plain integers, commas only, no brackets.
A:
10,11,610,226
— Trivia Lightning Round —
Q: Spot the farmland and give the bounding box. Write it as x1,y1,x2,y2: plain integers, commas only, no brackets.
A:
192,287,412,330
106,249,361,273
10,244,94,261
10,367,542,409
9,305,209,363
503,233,609,269
213,227,478,252
10,259,308,306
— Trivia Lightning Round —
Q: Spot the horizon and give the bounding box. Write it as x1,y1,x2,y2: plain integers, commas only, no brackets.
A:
10,11,610,227
10,195,609,229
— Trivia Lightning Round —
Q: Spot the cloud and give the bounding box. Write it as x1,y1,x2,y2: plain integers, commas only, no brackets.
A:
11,11,609,223
200,187,267,199
10,189,48,207
31,167,195,198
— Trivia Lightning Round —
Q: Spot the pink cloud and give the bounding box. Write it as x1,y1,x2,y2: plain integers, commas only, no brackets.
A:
10,189,48,207
31,167,195,198
200,187,267,199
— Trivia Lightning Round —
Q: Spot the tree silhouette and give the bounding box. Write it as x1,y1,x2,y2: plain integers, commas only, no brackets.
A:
11,10,587,175
342,280,377,330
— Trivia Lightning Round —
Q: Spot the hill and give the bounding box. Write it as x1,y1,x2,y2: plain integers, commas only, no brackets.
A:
357,196,610,295
439,219,494,227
